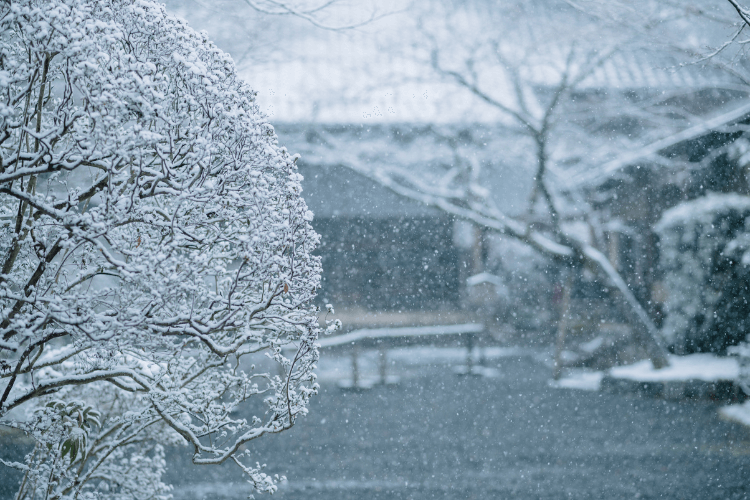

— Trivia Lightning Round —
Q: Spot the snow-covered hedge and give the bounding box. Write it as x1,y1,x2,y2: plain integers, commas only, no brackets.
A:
0,0,327,497
655,193,750,353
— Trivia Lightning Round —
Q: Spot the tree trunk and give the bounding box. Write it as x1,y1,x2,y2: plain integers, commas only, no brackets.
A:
581,245,670,369
553,272,573,380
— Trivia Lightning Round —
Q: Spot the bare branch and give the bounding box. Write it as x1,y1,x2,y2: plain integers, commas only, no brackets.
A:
241,0,383,30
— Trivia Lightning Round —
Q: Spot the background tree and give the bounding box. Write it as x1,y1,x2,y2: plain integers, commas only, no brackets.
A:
0,0,329,497
292,0,690,368
301,0,750,366
172,0,750,365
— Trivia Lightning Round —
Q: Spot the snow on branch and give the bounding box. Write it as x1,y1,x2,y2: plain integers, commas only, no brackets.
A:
569,99,750,187
241,0,382,30
0,0,323,497
729,0,750,28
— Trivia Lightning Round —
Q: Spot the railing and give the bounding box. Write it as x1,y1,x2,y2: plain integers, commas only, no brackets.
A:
315,323,487,388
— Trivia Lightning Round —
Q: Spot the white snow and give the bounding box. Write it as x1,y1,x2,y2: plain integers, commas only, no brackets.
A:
317,323,484,348
466,273,510,298
312,345,535,384
466,272,506,288
561,220,592,245
580,336,605,354
550,353,740,391
608,353,739,382
655,193,750,232
719,401,750,427
548,370,604,391
655,193,750,347
529,232,574,257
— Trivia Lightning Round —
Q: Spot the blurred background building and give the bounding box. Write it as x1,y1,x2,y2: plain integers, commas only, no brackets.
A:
165,0,750,354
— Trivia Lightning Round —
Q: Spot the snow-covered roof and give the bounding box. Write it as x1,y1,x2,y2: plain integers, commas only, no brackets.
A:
164,0,750,203
577,51,739,91
295,163,439,219
276,123,535,218
277,124,439,218
567,100,750,189
253,44,741,124
166,0,746,125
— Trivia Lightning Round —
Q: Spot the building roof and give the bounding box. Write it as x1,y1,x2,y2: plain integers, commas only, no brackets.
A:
165,0,750,207
295,163,438,219
166,0,746,124
276,123,534,219
566,100,750,189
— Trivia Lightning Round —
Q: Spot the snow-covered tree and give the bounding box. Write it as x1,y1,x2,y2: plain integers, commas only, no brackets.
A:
292,0,676,368
0,0,328,497
656,194,750,354
172,0,750,370
307,0,750,369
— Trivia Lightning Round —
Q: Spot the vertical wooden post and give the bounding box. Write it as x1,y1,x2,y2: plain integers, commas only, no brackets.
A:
553,272,573,381
351,349,360,388
466,332,474,375
472,225,483,274
378,347,388,385
608,231,620,272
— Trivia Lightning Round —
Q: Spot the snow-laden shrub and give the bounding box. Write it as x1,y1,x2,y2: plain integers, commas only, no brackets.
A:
0,0,328,497
655,193,750,354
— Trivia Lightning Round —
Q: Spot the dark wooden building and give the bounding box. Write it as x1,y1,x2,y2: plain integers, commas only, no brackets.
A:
292,161,462,311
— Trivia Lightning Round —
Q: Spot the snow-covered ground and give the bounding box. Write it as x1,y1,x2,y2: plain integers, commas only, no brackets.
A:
720,401,750,427
163,347,750,500
551,353,739,392
551,353,750,430
548,370,605,391
315,346,539,386
608,353,739,382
